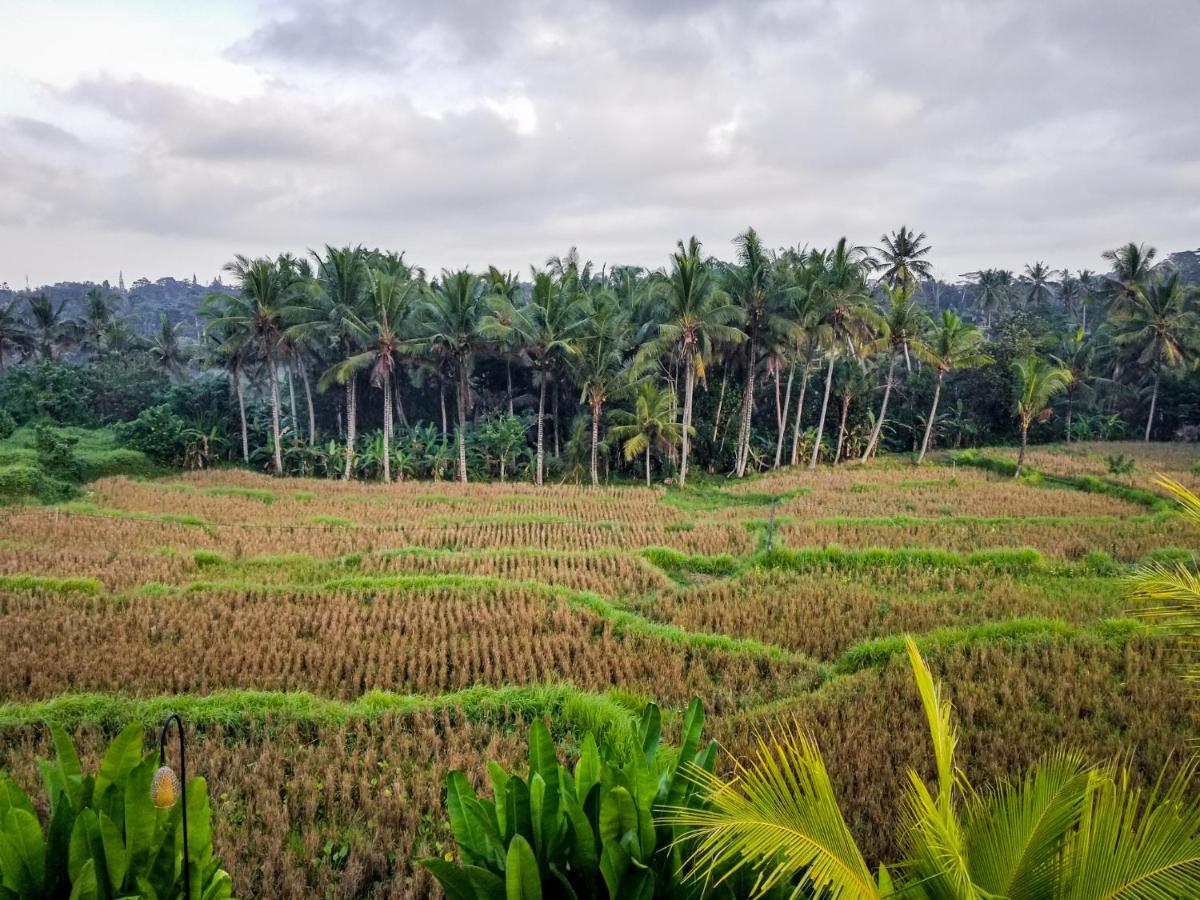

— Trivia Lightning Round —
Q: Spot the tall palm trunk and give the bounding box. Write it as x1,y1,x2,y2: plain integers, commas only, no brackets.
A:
381,377,392,483
808,353,836,469
299,362,316,444
735,338,756,476
1014,421,1030,477
862,351,897,461
915,371,944,465
343,378,357,480
506,359,514,416
589,395,602,486
440,383,448,439
790,362,811,466
680,361,696,486
553,381,561,458
834,392,850,463
286,362,297,432
645,444,652,488
535,376,547,486
774,364,794,469
712,367,728,442
456,362,469,483
233,367,249,464
1144,369,1159,442
267,358,283,475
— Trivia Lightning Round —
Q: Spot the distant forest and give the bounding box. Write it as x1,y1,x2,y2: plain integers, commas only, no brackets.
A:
0,231,1197,485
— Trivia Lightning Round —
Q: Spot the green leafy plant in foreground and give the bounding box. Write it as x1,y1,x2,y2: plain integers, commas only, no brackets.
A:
666,636,1200,898
0,723,233,899
420,699,777,899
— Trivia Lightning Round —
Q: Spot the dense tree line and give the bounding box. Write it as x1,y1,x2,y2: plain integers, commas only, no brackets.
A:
1,231,1197,484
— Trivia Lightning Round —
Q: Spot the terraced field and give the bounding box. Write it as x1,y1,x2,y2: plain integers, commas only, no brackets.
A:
0,443,1196,897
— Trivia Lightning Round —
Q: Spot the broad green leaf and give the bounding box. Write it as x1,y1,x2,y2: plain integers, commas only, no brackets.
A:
0,777,34,820
599,837,629,899
504,776,532,846
45,790,78,897
0,808,46,896
445,772,487,866
418,857,478,900
51,724,85,808
488,762,511,841
504,835,541,900
184,776,215,899
200,869,233,900
68,808,101,885
663,699,704,806
636,704,661,764
527,720,558,788
124,757,159,878
599,786,638,849
94,724,144,809
558,770,597,874
68,858,99,900
574,735,601,805
99,810,129,890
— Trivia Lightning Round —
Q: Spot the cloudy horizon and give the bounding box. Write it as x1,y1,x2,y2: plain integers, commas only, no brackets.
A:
2,0,1198,288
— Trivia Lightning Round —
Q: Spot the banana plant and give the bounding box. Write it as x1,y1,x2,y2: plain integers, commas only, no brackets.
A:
421,699,762,900
0,723,233,900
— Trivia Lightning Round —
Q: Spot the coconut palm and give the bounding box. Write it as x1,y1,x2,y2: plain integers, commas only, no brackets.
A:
205,256,290,474
876,225,933,291
973,269,1012,329
667,636,1200,899
727,228,778,477
607,382,685,487
1052,328,1095,443
483,266,523,415
643,236,744,486
1103,241,1157,308
572,289,637,485
480,268,586,485
1112,272,1197,441
914,311,991,465
861,285,930,460
81,286,113,357
148,312,188,380
807,239,880,469
321,268,413,482
417,269,489,483
294,246,370,478
26,293,76,360
1012,355,1072,476
0,300,29,368
201,320,252,463
1022,261,1057,306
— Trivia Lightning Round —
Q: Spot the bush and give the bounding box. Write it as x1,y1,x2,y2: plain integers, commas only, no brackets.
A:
33,424,81,482
0,722,233,898
0,410,14,440
116,404,189,463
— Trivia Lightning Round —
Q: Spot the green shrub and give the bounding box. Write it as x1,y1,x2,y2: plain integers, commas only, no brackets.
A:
0,410,15,440
115,404,188,464
0,722,233,899
1080,550,1122,576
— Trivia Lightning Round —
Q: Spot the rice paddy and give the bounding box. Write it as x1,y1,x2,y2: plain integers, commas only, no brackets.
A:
0,441,1195,897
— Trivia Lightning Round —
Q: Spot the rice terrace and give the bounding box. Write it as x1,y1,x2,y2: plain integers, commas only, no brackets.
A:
4,2,1200,898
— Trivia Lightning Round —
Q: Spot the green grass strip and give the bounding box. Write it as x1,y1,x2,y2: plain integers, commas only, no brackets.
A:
833,617,1148,675
0,574,101,595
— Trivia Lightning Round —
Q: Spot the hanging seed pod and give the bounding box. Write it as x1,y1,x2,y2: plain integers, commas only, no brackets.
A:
151,765,181,809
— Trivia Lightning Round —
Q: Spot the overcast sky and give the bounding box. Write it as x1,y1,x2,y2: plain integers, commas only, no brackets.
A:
1,0,1197,288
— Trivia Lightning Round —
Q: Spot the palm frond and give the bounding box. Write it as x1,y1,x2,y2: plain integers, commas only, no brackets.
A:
664,727,878,899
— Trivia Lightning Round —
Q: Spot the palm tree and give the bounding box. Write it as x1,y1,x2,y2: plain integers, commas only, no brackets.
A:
322,267,413,482
1112,272,1197,441
727,228,777,477
148,312,188,380
201,318,252,464
26,293,75,360
807,239,879,469
1052,328,1095,442
480,268,585,485
1076,268,1098,333
1102,241,1157,308
914,311,991,465
876,225,933,290
1022,261,1057,306
206,256,290,474
81,286,112,357
484,266,523,415
861,285,930,460
0,300,29,368
643,237,744,486
973,269,1012,329
417,269,489,483
573,290,636,485
668,636,1200,899
1012,355,1072,476
299,246,369,478
607,382,684,486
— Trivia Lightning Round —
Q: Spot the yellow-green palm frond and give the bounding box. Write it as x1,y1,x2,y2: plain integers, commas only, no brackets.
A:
663,726,879,899
1060,757,1200,900
963,750,1093,898
1153,475,1200,525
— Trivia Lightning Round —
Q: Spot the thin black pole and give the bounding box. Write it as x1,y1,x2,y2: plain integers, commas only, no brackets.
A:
159,713,189,900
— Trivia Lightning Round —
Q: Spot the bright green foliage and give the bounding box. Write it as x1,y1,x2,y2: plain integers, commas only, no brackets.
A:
0,723,233,899
421,699,765,899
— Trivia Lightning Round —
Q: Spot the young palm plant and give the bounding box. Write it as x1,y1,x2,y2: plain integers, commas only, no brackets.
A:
914,312,991,465
607,381,686,486
861,285,930,461
1011,354,1072,477
666,637,1200,899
